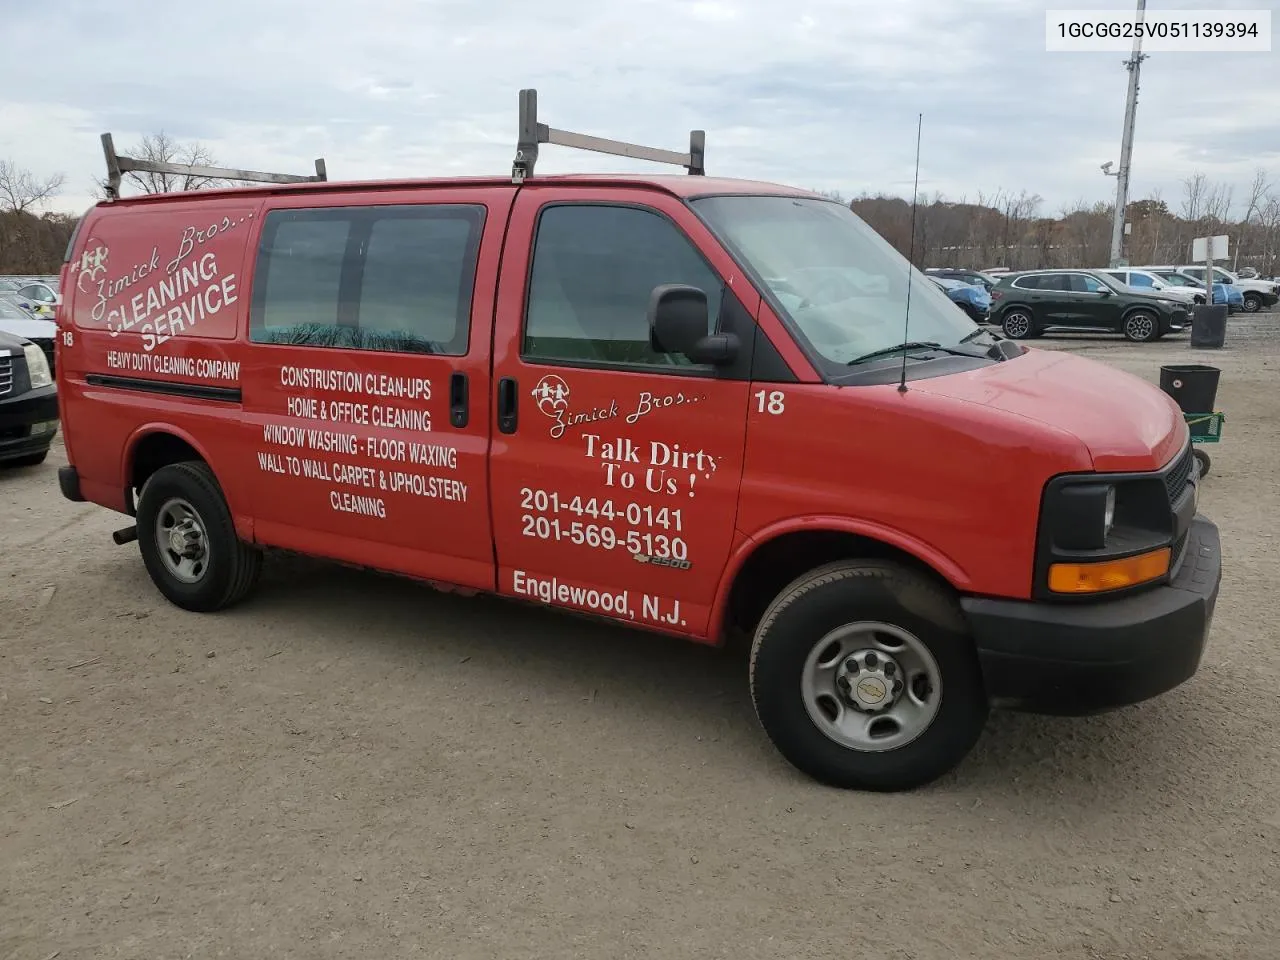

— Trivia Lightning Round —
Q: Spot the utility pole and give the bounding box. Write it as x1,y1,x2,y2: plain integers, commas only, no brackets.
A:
1108,0,1148,267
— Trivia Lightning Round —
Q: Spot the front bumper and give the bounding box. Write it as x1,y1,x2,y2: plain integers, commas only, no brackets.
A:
961,515,1221,715
0,383,59,462
959,302,990,323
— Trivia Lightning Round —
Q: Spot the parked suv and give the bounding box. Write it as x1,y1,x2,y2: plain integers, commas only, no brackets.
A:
928,275,991,322
1099,268,1202,305
1141,270,1241,312
990,269,1188,341
1140,265,1278,313
53,91,1221,792
925,268,999,292
0,328,59,466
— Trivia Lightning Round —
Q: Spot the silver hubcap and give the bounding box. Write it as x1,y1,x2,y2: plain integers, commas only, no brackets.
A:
801,621,943,753
1245,297,1259,312
1127,314,1154,339
154,497,209,583
1004,313,1030,337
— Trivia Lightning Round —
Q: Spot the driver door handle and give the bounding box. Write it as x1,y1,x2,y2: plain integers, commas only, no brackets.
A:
497,377,518,434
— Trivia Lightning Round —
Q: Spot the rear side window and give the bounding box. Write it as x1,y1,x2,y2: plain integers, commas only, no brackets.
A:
249,203,484,356
523,204,724,367
1129,273,1154,287
1012,275,1043,290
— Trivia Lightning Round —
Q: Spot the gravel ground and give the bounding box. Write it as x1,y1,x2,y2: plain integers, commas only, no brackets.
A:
3,319,1278,960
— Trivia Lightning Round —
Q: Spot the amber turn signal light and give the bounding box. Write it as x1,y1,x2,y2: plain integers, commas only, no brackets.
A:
1048,547,1171,594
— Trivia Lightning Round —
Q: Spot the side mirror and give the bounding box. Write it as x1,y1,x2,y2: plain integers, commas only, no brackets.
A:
1096,287,1112,296
648,284,739,366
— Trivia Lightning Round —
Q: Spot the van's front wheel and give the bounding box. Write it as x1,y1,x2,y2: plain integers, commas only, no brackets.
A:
136,461,261,612
749,561,988,791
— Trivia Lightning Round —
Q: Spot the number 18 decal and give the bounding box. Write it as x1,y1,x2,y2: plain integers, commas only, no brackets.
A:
754,390,785,415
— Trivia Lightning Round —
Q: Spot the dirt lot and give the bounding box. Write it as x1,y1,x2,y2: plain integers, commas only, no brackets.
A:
3,321,1278,960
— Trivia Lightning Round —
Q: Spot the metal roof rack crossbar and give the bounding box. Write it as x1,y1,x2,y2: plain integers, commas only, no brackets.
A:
100,132,328,200
512,88,705,183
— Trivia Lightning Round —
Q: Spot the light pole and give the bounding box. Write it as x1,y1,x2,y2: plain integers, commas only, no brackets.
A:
1103,0,1149,267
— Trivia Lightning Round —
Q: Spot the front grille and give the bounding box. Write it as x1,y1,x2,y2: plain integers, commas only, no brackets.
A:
0,356,12,397
1164,444,1194,504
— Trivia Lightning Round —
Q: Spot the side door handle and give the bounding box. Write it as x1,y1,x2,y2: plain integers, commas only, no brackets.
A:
449,371,469,428
497,376,518,434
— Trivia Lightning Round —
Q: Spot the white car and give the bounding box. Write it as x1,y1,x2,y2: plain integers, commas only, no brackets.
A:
0,296,56,373
1099,268,1202,305
1139,264,1279,313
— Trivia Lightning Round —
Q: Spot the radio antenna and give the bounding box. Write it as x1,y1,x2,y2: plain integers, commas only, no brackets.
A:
898,112,924,394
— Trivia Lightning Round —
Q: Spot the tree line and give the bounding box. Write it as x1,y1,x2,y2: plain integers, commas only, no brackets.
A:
0,133,232,275
4,133,1278,277
828,168,1280,274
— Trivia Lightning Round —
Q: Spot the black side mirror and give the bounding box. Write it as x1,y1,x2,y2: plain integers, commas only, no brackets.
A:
648,284,739,365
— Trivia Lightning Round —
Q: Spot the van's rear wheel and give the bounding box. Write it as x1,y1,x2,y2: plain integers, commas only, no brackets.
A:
749,561,988,791
136,461,261,612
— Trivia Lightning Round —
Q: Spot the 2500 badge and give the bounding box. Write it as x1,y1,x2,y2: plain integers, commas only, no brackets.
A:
633,553,692,571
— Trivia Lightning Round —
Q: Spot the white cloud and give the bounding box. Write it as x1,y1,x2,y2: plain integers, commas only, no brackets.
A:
0,0,1276,218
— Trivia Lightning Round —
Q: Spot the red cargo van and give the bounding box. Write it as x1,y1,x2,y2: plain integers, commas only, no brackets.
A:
54,91,1220,790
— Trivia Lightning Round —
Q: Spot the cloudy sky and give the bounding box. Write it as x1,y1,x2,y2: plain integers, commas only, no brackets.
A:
2,0,1276,217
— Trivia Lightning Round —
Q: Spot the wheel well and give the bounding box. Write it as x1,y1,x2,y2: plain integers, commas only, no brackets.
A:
725,530,954,640
130,432,203,494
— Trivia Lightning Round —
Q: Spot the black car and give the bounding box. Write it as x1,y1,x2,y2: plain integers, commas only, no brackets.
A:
0,329,59,467
925,268,1000,292
988,269,1188,342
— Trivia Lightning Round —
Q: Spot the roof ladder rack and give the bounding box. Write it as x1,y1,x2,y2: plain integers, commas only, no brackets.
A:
100,132,328,201
511,88,705,183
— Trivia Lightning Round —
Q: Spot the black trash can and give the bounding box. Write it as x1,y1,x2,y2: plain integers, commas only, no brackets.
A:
1190,304,1227,348
1159,363,1220,413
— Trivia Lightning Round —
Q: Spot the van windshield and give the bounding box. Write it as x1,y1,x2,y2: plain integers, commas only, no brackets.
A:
692,195,980,366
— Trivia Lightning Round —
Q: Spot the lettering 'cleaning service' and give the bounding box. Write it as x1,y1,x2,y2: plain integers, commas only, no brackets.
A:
103,252,238,352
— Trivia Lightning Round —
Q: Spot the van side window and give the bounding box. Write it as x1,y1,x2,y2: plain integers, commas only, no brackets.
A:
249,204,484,356
523,204,724,367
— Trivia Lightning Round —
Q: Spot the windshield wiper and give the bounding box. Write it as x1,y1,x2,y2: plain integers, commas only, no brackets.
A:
846,341,944,365
959,327,992,344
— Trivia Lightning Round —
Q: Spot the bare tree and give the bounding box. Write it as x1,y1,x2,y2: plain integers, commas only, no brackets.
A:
1180,173,1208,222
93,131,225,197
0,159,66,213
1234,168,1271,269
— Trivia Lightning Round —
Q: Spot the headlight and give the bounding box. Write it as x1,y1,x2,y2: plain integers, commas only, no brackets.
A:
23,343,53,389
1050,482,1117,550
1037,471,1179,598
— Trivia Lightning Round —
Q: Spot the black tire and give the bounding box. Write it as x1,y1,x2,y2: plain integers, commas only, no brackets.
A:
1243,293,1262,313
1194,448,1211,478
1000,308,1037,340
749,560,988,791
2,449,48,468
135,460,262,612
1122,310,1159,343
